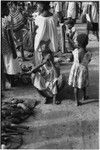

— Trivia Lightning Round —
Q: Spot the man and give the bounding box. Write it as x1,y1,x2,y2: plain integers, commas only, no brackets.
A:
86,2,99,41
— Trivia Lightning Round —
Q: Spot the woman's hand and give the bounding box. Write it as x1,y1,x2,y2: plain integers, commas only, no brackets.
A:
43,54,51,63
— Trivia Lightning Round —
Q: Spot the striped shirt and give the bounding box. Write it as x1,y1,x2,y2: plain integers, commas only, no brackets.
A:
2,18,12,55
9,9,24,32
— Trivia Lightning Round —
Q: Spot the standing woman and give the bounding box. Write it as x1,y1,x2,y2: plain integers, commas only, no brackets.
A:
34,1,58,66
86,2,99,41
7,1,27,61
1,2,21,88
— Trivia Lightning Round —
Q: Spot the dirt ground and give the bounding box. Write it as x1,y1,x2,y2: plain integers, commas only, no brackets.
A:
2,23,99,149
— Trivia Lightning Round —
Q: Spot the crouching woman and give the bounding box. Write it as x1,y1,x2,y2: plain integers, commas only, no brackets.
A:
29,40,65,104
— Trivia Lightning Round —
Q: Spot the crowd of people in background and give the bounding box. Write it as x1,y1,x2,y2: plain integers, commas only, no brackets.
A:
1,1,99,106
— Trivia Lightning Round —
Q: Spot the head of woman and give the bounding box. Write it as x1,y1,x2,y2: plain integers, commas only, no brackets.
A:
67,19,75,30
36,1,50,14
77,33,88,49
40,40,54,65
8,1,18,13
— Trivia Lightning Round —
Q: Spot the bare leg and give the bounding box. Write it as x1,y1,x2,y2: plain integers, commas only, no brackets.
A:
53,94,56,105
82,87,88,100
74,87,78,101
74,87,81,106
87,29,89,39
82,87,86,100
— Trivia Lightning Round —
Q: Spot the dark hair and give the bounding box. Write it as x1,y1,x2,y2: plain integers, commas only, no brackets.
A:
11,1,18,6
77,33,88,48
37,1,50,10
66,19,75,26
1,1,9,17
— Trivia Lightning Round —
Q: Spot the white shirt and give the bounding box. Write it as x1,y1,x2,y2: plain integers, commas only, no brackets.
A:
82,2,89,15
67,2,76,19
86,2,98,23
34,15,58,52
54,2,62,13
91,3,98,23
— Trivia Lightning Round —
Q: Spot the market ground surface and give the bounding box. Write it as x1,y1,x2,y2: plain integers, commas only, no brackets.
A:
2,23,99,149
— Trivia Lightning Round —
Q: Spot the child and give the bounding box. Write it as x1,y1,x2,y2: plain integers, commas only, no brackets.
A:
30,40,65,104
68,33,92,106
65,19,78,52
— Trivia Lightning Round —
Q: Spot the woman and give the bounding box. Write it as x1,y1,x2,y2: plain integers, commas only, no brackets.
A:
7,1,27,60
86,2,99,41
30,40,65,104
34,1,58,66
1,2,21,88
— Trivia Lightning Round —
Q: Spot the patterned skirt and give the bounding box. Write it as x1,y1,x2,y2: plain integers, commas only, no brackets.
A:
68,63,89,89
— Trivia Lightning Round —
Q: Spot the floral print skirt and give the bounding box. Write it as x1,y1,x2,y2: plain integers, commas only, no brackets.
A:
68,63,89,89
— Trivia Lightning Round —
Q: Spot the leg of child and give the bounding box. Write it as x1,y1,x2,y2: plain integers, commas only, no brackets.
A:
74,87,81,106
82,87,89,100
53,94,56,104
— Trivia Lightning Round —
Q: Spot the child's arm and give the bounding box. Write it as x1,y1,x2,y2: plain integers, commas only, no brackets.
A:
27,54,51,74
67,36,75,49
69,31,76,39
27,61,47,74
